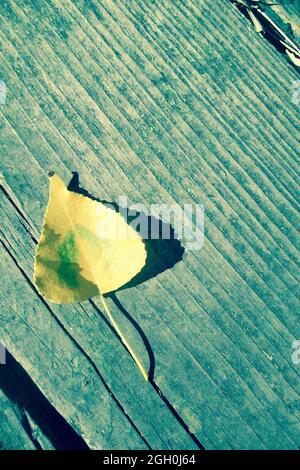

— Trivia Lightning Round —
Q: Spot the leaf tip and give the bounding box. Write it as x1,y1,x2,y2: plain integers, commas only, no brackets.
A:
49,174,68,194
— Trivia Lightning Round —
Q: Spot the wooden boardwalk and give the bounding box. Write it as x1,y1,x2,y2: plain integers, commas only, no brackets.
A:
0,0,299,449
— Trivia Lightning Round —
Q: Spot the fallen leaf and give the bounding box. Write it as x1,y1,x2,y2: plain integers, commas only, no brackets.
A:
34,174,147,303
34,174,148,379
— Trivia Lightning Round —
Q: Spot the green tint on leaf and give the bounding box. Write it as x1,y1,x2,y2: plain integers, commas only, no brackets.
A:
34,175,147,303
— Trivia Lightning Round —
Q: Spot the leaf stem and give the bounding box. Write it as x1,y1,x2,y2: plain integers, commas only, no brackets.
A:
100,294,148,381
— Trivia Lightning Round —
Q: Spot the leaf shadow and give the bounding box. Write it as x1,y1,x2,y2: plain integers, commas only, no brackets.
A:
68,172,185,380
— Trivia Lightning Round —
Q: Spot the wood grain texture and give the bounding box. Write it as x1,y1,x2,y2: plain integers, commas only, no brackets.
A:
0,351,89,450
0,389,36,450
272,0,300,39
0,0,299,449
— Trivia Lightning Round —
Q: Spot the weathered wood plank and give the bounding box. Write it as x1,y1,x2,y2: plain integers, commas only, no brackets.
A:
0,352,91,450
0,240,149,449
0,180,200,450
271,0,300,40
0,389,57,450
0,389,36,450
1,131,298,449
0,0,299,450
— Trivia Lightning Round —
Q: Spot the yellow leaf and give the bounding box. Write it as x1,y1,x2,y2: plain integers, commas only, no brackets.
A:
34,175,147,303
34,175,149,379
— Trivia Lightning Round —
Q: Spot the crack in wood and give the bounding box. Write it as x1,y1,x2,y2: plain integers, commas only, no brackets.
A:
0,238,152,450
